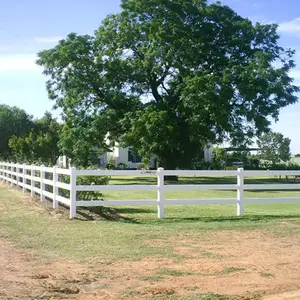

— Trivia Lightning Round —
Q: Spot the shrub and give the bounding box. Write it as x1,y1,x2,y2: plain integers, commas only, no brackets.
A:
192,159,211,170
136,163,145,170
58,171,110,201
118,162,128,169
212,147,226,170
259,161,300,170
105,163,115,170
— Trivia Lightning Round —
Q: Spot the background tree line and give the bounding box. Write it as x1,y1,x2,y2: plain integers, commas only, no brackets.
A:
0,104,295,171
0,105,61,166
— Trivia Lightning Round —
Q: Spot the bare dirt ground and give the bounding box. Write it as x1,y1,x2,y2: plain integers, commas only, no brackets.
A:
1,230,300,299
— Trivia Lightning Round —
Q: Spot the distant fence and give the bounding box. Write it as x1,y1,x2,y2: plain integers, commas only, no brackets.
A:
1,162,300,219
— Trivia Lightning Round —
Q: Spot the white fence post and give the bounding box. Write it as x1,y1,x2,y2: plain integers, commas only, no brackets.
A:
70,167,77,219
53,166,58,209
31,165,34,197
22,164,25,193
157,167,165,219
40,164,45,202
16,164,19,187
237,168,244,216
10,163,13,187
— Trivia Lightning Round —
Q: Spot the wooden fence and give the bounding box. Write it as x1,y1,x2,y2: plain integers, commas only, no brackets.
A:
1,162,300,219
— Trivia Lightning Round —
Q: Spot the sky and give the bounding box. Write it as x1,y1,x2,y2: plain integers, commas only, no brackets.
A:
1,0,300,152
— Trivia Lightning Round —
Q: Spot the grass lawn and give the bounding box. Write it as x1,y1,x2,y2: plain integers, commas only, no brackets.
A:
103,175,300,222
2,177,300,299
1,175,300,261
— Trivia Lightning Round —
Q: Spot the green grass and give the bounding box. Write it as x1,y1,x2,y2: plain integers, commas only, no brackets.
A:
141,275,165,282
1,174,300,263
106,175,300,204
159,269,195,276
103,175,300,223
221,266,246,274
260,272,275,278
159,266,246,277
140,293,234,300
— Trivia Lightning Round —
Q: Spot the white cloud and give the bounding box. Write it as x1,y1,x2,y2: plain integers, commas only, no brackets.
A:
0,54,40,72
253,3,262,8
0,36,63,55
34,36,63,44
279,18,300,34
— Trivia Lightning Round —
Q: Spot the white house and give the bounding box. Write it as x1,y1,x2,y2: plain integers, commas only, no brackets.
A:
57,132,214,169
101,144,156,168
100,143,214,169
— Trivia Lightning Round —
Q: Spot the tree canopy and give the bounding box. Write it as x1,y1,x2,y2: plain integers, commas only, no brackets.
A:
37,0,299,169
9,112,61,165
257,132,291,164
0,105,33,160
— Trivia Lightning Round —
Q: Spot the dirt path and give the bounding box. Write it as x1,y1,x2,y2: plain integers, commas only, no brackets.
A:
2,230,300,299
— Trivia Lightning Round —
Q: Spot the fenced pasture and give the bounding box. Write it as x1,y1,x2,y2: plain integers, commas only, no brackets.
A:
2,162,300,299
1,162,300,220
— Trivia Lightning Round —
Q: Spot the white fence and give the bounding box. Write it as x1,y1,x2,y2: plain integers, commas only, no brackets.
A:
1,162,300,219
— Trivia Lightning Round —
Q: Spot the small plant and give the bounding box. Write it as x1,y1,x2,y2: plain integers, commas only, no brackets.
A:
222,266,246,274
200,293,230,300
105,163,115,170
260,272,274,278
184,286,199,291
141,275,165,282
117,162,128,169
136,163,145,170
159,269,193,276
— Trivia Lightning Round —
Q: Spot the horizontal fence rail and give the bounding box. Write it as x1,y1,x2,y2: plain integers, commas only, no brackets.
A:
1,162,300,219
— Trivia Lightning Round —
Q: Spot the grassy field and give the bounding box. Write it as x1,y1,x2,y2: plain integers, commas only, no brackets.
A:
103,175,300,222
1,176,300,260
1,176,300,299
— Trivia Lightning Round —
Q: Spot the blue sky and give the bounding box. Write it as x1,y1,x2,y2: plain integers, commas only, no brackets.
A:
1,0,300,152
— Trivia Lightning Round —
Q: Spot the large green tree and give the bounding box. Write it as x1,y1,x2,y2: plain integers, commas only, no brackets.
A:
9,112,61,165
37,0,299,169
0,105,33,160
257,132,291,164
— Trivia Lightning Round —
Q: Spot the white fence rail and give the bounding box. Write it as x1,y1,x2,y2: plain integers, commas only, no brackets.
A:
1,162,300,219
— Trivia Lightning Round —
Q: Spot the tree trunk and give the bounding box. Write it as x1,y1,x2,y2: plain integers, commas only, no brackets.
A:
158,156,178,181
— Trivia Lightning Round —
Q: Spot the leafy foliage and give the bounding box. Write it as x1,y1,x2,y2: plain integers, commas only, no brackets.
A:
257,132,291,164
37,0,299,169
0,105,33,160
58,173,109,201
212,147,226,170
9,112,61,165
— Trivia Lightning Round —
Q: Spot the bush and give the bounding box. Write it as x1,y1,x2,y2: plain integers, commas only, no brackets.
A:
259,161,300,170
105,163,115,170
136,163,145,170
192,159,211,170
243,157,260,170
212,147,226,170
76,175,110,200
118,162,128,169
58,171,110,201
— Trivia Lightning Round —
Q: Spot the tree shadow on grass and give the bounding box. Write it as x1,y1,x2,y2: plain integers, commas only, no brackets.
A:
76,206,140,223
164,214,300,223
109,177,156,184
114,207,157,214
109,176,299,186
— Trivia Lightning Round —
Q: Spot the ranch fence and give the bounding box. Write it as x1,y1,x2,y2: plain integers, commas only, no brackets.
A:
1,162,300,219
